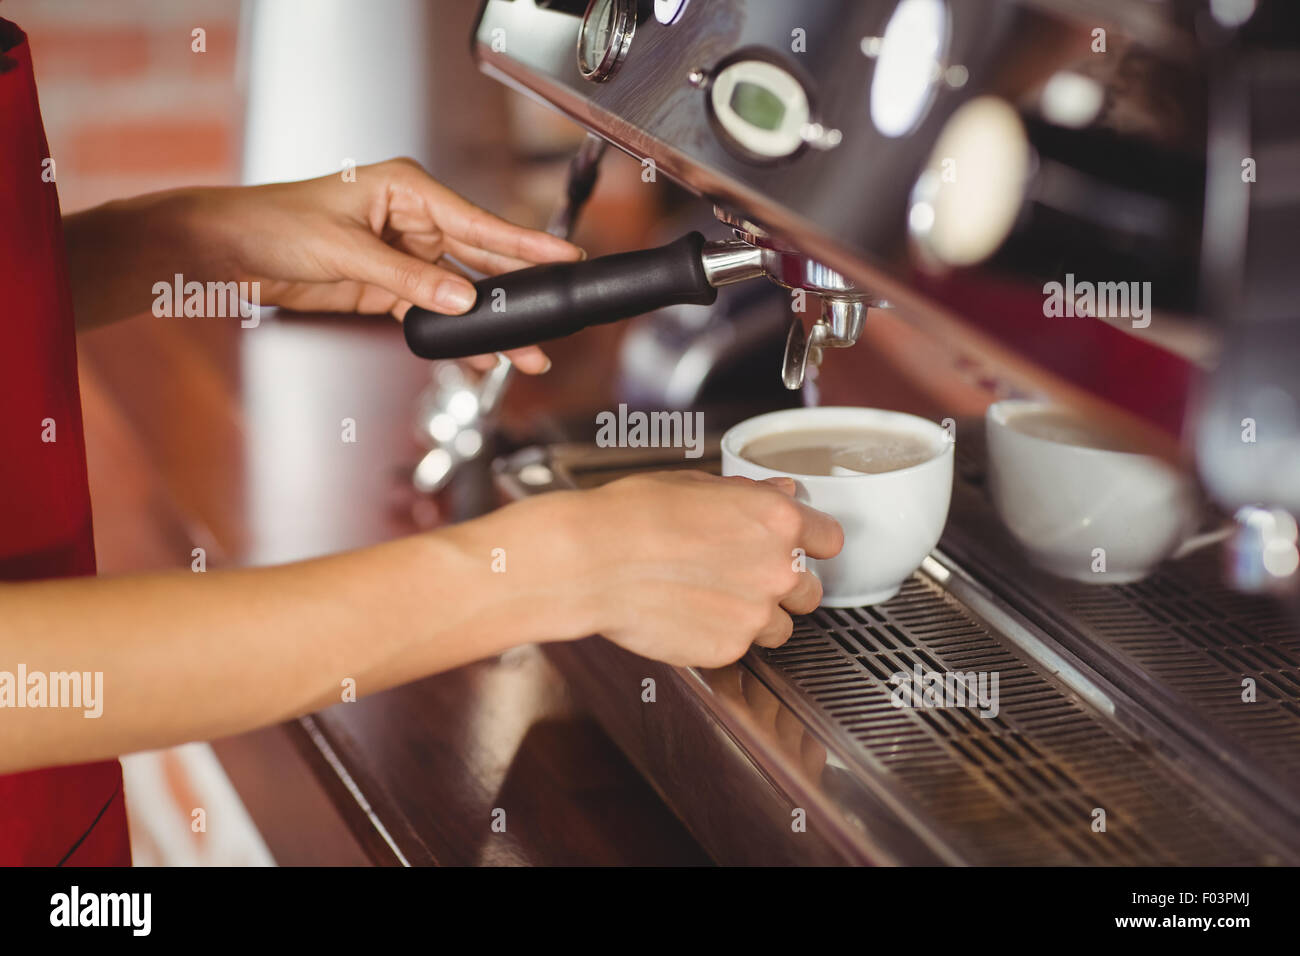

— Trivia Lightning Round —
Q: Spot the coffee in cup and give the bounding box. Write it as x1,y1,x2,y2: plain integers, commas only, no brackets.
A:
739,427,940,476
722,407,954,606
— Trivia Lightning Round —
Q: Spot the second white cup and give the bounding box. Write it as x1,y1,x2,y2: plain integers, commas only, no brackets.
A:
985,399,1216,583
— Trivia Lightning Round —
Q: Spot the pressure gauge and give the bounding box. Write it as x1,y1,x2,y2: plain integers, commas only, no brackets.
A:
578,0,636,82
709,58,812,160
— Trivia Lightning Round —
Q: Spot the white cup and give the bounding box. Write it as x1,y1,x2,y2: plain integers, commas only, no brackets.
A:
721,407,954,606
985,400,1223,583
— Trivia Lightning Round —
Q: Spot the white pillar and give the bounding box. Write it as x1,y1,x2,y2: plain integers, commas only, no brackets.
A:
240,0,432,185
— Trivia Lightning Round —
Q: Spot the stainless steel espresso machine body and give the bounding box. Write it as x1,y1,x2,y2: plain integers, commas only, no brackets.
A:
410,0,1219,386
414,0,1300,864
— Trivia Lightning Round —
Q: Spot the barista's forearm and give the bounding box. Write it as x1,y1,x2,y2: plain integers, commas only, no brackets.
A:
0,501,580,774
62,189,210,330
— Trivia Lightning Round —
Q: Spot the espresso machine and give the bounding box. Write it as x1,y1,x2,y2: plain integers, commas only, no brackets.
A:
405,0,1300,864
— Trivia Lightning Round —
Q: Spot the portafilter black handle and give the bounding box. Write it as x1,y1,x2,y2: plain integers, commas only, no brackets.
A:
403,231,718,359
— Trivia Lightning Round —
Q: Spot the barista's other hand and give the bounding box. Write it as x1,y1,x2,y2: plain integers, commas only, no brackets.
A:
508,471,843,668
189,157,583,374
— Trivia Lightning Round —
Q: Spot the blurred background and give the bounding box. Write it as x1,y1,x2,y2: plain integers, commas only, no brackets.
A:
8,0,679,866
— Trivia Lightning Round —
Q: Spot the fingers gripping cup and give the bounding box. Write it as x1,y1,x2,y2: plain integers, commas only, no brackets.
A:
722,407,954,606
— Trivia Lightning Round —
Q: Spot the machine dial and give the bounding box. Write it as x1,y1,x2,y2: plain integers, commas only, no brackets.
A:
578,0,636,82
709,57,812,161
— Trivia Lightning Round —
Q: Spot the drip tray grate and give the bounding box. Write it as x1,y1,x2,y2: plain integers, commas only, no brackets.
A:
751,574,1279,865
1056,551,1300,793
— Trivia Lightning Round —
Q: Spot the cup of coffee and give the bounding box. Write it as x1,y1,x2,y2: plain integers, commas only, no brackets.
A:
721,406,954,606
985,400,1215,583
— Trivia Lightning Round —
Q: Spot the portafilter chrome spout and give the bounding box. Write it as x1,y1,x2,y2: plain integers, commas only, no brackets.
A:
711,207,883,389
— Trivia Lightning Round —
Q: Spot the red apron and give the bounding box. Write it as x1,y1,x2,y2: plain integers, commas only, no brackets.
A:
0,18,131,866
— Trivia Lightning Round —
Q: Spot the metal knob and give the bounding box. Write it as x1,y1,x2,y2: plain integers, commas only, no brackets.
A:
1226,506,1300,594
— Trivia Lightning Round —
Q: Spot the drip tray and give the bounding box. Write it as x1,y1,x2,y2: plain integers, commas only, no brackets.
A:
495,441,1300,865
754,577,1274,864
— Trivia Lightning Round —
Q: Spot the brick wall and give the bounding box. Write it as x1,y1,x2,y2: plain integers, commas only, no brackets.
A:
4,0,240,212
5,0,662,244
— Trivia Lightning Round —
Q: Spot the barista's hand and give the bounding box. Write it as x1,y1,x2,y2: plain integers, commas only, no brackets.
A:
573,471,843,666
473,471,844,668
186,157,583,374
